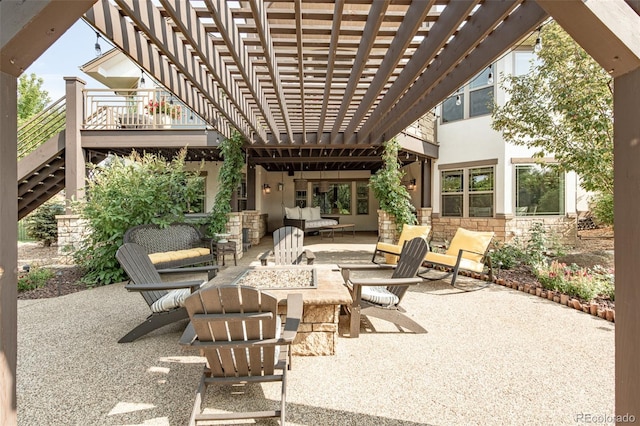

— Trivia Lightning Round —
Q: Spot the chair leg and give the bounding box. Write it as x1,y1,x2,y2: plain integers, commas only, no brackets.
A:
189,370,207,426
118,308,190,343
362,307,427,334
350,305,361,338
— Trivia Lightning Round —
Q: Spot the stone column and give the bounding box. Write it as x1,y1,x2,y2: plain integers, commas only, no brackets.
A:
377,209,398,243
416,207,432,227
225,212,243,259
56,214,88,263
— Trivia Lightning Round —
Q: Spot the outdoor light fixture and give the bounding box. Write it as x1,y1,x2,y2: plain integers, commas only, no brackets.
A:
278,182,284,191
94,31,102,56
534,27,542,53
455,94,461,106
407,179,417,191
140,70,145,85
263,183,271,194
487,64,493,85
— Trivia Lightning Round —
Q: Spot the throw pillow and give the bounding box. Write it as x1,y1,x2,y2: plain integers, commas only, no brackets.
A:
310,206,322,220
300,207,313,220
285,206,300,219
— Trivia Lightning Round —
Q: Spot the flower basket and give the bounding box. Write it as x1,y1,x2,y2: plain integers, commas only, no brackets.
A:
145,100,182,120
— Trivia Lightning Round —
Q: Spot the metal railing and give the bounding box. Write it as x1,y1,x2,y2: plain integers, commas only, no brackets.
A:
17,96,66,159
83,88,209,130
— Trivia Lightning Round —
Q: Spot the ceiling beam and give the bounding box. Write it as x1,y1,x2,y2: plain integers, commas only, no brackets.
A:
330,1,388,144
85,2,227,139
385,0,548,139
204,0,281,143
158,0,266,142
358,0,521,145
294,0,306,142
248,0,294,143
536,0,640,77
1,0,97,76
251,156,382,164
342,0,436,145
316,0,345,142
347,0,478,145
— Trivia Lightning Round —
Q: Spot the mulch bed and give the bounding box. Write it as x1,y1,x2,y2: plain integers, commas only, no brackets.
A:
17,266,88,300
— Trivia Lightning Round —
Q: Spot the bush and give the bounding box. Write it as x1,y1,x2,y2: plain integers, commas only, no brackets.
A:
74,149,204,286
18,266,54,291
490,239,526,270
24,201,64,246
591,192,614,226
535,260,614,302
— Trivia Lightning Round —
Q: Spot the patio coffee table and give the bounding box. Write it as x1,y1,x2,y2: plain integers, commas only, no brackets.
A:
320,223,355,241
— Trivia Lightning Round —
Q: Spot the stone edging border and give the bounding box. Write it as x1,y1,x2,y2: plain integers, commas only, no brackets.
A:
461,271,616,323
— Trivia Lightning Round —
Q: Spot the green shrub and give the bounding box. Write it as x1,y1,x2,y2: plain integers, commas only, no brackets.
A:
489,239,526,270
74,148,204,286
18,266,54,291
24,201,65,247
591,192,614,226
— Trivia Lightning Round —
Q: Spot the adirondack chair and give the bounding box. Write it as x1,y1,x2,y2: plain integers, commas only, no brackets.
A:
260,226,315,266
180,285,303,425
115,242,218,343
371,224,431,264
339,237,429,338
419,227,495,291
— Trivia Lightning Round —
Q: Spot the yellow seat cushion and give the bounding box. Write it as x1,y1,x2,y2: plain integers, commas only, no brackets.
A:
424,252,485,273
375,225,431,256
376,242,403,255
445,228,494,264
148,248,211,264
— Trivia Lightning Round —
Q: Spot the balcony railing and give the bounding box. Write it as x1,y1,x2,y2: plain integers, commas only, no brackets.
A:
83,88,209,130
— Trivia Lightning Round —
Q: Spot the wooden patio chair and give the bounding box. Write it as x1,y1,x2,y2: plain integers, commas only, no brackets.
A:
339,237,429,338
179,285,303,425
371,224,431,264
260,226,315,266
418,227,495,291
115,242,218,343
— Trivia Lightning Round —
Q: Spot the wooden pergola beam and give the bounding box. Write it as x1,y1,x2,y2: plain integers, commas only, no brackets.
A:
330,0,388,144
294,0,306,142
204,0,281,142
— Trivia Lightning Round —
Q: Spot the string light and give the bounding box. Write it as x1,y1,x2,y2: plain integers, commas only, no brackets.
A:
534,27,542,53
94,32,102,56
487,64,493,85
140,69,145,85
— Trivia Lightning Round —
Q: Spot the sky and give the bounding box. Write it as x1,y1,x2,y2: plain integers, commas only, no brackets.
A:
25,19,112,102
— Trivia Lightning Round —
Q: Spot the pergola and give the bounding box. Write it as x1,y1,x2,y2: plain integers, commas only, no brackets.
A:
2,0,640,423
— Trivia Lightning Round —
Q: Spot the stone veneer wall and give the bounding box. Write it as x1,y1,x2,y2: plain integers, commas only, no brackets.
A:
241,210,267,245
56,214,88,264
225,212,244,259
279,304,340,356
377,210,399,244
431,214,577,246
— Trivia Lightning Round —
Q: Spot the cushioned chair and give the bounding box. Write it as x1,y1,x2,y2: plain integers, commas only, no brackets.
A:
180,285,303,425
371,224,431,264
419,227,494,291
260,226,315,266
115,242,218,343
340,237,429,338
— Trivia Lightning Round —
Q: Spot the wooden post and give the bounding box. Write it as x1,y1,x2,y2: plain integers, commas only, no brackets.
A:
64,77,86,213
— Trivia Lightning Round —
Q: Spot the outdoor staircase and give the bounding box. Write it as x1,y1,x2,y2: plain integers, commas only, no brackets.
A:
17,97,68,220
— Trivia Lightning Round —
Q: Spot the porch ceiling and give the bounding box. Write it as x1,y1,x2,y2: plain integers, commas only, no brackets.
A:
83,0,548,151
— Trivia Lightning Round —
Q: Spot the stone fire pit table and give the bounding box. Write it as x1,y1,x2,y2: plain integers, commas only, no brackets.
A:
231,264,352,356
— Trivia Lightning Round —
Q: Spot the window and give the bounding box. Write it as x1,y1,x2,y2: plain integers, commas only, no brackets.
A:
356,181,369,215
312,182,351,215
441,64,495,122
515,165,565,216
513,50,540,76
237,173,247,211
441,166,494,217
295,190,307,208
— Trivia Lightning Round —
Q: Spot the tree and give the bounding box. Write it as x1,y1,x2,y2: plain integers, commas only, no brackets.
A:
491,22,613,223
18,73,51,124
369,137,417,231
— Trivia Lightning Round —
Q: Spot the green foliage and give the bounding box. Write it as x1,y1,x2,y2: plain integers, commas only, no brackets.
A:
18,266,54,291
369,138,416,232
491,22,613,201
489,239,525,270
75,148,204,285
535,260,614,302
204,131,245,236
591,192,614,226
24,201,65,247
18,73,51,125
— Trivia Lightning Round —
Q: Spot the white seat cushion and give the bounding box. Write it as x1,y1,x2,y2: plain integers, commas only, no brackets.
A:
347,281,399,307
150,282,205,313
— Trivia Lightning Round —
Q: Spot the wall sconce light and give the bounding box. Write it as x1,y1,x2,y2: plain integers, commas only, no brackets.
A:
263,183,271,194
407,179,417,191
277,182,284,191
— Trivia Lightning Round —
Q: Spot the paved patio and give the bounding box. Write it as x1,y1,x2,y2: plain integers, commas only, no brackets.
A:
17,233,614,425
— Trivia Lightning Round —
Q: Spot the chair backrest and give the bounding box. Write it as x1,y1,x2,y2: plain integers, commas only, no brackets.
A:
397,224,431,247
445,228,495,263
388,237,430,301
184,285,280,377
116,243,167,307
272,226,306,265
123,223,204,254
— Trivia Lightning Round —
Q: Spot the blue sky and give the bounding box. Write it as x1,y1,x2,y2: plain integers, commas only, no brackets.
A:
25,19,112,102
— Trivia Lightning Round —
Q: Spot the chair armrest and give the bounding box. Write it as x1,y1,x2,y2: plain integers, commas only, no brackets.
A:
338,263,396,282
304,249,316,265
124,280,203,292
157,265,219,274
260,250,273,266
200,237,215,251
349,277,422,287
179,322,197,347
280,293,303,342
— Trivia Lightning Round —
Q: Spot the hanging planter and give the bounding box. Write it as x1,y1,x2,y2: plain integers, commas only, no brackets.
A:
319,180,330,193
294,178,307,191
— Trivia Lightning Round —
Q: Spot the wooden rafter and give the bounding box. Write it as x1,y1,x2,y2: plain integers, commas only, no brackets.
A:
294,0,305,142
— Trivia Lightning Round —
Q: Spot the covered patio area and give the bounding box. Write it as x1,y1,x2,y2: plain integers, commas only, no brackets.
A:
17,235,614,425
